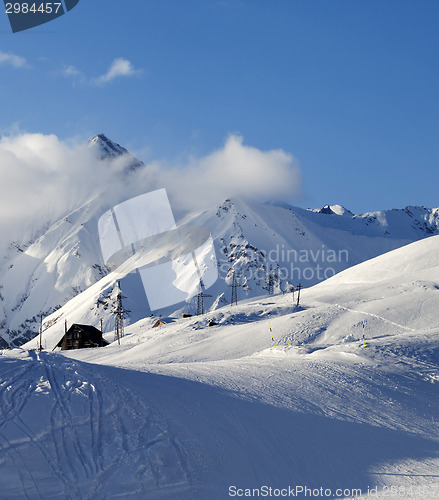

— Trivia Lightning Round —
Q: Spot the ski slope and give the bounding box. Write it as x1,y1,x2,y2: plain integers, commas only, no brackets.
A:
3,236,439,499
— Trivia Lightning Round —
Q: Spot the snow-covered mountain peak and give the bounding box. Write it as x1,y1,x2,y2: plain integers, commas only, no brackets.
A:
215,197,252,217
309,204,354,217
328,204,354,216
89,133,125,158
89,133,144,171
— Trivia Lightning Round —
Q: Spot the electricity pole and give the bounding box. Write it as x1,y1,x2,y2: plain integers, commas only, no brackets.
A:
39,315,43,351
296,283,302,307
230,269,238,306
114,281,127,345
196,278,212,315
267,267,274,296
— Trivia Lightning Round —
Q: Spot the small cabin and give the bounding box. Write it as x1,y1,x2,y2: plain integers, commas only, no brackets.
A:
57,324,109,350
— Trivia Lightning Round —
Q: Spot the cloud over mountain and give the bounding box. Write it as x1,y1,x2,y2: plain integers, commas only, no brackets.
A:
0,132,302,245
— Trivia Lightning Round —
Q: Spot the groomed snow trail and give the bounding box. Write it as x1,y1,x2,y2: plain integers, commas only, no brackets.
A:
0,351,201,500
2,342,439,500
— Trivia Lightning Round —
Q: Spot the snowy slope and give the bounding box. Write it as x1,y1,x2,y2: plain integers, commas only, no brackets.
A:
4,193,439,348
0,134,146,347
2,135,439,348
187,198,439,300
35,233,439,359
0,199,107,346
5,196,434,350
10,234,439,499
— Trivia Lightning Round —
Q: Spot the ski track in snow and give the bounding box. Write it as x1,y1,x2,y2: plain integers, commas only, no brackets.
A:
333,303,416,332
1,339,439,499
0,352,198,500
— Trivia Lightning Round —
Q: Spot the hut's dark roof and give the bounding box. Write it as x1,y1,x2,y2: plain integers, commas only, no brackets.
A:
56,323,109,348
69,324,102,335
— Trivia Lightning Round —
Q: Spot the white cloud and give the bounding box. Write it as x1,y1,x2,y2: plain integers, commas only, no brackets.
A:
0,133,126,243
95,58,143,85
0,132,302,245
62,58,142,86
0,50,28,68
154,135,302,213
61,64,86,84
62,65,83,78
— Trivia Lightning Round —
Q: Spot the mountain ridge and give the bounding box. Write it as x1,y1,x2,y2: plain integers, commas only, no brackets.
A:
5,192,439,347
2,135,439,347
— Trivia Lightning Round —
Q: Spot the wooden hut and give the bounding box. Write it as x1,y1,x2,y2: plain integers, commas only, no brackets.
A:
57,324,109,350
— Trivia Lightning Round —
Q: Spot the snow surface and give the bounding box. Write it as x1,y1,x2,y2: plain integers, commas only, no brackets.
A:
4,234,438,499
6,192,439,349
2,136,439,497
2,138,439,348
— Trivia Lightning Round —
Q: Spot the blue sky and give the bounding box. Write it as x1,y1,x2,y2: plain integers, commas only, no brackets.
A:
0,0,438,214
